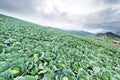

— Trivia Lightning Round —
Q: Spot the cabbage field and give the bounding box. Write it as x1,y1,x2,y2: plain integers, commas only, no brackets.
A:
0,14,120,80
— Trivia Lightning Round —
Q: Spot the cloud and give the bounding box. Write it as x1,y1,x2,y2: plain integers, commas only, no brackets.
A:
85,8,120,23
0,0,120,33
103,0,120,4
83,7,120,33
0,0,36,13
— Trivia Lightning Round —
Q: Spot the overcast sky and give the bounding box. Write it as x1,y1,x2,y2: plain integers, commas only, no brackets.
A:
0,0,120,33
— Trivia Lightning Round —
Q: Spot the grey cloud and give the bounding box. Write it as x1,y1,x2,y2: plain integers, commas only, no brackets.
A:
95,0,120,5
0,0,40,14
0,0,71,22
84,8,120,32
86,8,120,23
41,10,71,22
0,0,120,33
103,0,120,4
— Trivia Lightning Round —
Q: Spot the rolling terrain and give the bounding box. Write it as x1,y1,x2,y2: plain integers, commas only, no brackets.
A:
96,32,120,40
0,14,120,80
64,30,93,36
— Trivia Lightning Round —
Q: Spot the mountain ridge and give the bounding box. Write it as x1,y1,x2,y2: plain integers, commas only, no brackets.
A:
64,30,93,36
96,32,120,40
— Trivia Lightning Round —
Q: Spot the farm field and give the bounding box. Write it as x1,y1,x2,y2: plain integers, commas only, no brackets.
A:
0,14,120,80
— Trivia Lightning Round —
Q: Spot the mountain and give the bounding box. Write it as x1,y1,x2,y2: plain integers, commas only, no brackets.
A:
85,21,120,35
96,32,120,40
64,30,93,36
0,14,120,80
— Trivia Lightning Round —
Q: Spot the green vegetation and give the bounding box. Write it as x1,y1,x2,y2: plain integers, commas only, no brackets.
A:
96,32,120,41
64,30,93,36
0,14,120,80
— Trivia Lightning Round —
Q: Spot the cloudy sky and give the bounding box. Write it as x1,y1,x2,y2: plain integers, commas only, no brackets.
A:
0,0,120,33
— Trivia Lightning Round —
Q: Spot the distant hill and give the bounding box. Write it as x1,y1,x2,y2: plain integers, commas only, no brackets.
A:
85,20,120,35
96,32,120,40
65,30,93,36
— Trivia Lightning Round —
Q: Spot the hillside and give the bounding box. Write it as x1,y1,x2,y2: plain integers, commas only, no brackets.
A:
64,30,93,36
0,14,120,80
96,32,120,40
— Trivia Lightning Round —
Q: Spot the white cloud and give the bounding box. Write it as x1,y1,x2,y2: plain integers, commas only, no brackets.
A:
0,0,120,33
36,0,104,15
85,28,108,33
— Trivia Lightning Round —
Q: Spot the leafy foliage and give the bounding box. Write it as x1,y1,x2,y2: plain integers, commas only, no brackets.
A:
0,14,120,80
